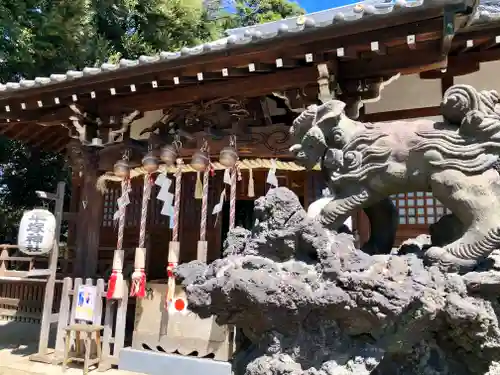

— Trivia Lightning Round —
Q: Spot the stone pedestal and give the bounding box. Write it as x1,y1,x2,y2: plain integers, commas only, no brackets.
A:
119,348,232,375
132,281,233,360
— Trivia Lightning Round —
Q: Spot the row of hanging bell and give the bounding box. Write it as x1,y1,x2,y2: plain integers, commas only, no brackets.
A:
113,135,239,178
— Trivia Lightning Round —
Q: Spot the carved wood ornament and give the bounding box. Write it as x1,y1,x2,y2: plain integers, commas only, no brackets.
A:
65,104,143,147
62,72,398,174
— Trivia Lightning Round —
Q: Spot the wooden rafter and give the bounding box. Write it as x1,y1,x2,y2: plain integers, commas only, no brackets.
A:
363,106,441,122
100,66,325,113
340,42,447,79
2,14,499,153
0,18,446,114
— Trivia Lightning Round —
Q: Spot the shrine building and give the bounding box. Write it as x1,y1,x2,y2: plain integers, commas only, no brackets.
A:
0,0,499,372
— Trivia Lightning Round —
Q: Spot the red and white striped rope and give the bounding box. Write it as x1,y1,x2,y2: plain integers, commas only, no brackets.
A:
229,166,237,230
199,170,210,241
172,160,183,242
138,174,153,248
116,179,129,250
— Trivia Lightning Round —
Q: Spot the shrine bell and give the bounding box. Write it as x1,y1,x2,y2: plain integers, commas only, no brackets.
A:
219,145,238,168
190,149,210,172
142,152,159,173
160,144,178,167
113,159,130,179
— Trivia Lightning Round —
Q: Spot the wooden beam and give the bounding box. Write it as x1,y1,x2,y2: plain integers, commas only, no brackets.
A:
247,62,274,73
0,15,446,106
0,123,18,135
31,126,66,148
100,66,324,113
37,132,69,151
1,105,74,124
274,57,301,69
55,142,68,154
370,41,387,55
441,75,454,96
407,35,417,50
448,45,500,65
339,46,447,79
336,47,358,60
419,58,479,78
363,106,441,122
4,122,35,139
23,125,49,144
1,28,444,119
453,27,500,44
5,44,448,125
300,18,443,57
455,39,475,54
479,35,500,51
220,67,250,78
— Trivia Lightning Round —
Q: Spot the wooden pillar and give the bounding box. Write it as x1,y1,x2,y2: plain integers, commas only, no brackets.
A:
69,144,103,278
355,209,370,245
441,75,454,97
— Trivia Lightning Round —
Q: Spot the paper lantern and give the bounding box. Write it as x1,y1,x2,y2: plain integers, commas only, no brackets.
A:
142,152,159,173
160,144,178,167
18,209,56,255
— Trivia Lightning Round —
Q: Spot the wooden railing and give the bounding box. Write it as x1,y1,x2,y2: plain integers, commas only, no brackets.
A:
0,244,72,278
0,245,64,323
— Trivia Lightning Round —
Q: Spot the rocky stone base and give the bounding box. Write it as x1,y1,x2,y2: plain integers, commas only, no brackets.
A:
176,188,500,375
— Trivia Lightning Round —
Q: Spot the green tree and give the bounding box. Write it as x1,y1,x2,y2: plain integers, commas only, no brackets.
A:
0,0,303,242
0,0,221,242
213,0,304,29
0,138,69,242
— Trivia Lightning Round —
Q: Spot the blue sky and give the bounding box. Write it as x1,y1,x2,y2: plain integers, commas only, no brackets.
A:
297,0,360,12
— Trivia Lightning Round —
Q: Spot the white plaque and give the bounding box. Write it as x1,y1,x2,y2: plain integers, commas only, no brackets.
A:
75,285,97,323
17,209,56,255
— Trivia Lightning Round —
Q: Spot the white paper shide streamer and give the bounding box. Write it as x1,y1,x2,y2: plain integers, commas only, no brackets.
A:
266,158,279,187
155,173,174,217
212,168,232,220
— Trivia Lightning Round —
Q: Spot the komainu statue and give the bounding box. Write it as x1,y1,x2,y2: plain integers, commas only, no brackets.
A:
289,84,500,272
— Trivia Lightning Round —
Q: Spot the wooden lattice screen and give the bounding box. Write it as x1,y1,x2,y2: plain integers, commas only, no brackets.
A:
390,191,452,244
391,192,452,226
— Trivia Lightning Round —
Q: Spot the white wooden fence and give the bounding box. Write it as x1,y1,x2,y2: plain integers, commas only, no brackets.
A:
31,277,129,371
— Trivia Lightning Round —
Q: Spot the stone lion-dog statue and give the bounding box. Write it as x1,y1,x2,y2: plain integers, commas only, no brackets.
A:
290,84,500,272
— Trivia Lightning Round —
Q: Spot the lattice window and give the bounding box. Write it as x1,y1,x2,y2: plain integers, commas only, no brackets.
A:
150,184,168,225
101,183,145,228
391,192,452,225
126,183,141,227
102,187,119,227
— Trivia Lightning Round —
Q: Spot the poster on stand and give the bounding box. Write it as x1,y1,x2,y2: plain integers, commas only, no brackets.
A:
75,285,98,323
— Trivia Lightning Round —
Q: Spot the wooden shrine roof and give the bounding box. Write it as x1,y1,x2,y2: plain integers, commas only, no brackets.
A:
0,0,486,153
0,0,467,99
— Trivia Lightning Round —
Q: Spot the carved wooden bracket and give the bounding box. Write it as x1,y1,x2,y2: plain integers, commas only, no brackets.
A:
65,105,143,147
138,97,251,141
337,75,400,119
66,139,100,178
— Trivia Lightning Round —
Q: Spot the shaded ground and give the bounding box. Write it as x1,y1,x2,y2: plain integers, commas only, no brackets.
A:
0,320,142,375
